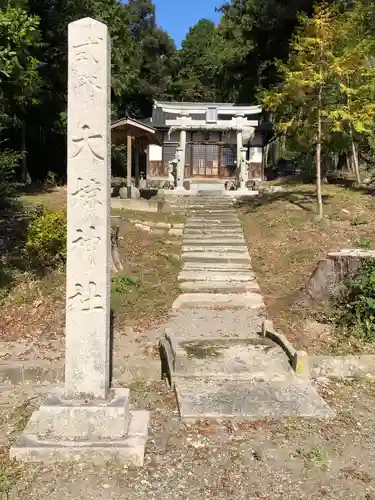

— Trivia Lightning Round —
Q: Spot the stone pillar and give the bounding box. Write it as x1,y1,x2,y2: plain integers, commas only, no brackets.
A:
127,134,132,198
10,17,149,466
176,146,184,189
65,17,111,400
235,113,244,168
239,147,248,190
134,144,140,188
237,129,243,168
178,129,186,188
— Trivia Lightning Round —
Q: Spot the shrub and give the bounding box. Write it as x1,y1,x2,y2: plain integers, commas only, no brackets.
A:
44,171,58,188
26,206,67,267
0,149,21,207
333,261,375,341
111,275,140,293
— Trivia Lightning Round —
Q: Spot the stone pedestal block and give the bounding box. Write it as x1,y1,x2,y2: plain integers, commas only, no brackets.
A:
10,388,149,465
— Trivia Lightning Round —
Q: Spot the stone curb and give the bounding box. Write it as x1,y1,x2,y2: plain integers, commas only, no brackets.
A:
0,361,126,386
309,354,375,380
0,361,64,385
260,320,375,381
260,320,309,379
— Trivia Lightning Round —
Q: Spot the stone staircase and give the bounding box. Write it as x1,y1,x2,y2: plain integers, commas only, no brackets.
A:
160,190,335,421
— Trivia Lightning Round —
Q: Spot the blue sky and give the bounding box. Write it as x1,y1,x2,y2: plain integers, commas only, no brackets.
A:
154,0,222,47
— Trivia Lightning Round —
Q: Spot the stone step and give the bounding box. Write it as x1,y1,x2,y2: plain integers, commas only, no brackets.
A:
191,201,231,205
182,252,251,264
189,213,238,219
184,230,244,238
185,226,243,232
186,223,242,230
182,246,248,254
183,239,246,246
188,205,234,209
174,379,335,422
178,270,255,282
188,220,239,225
188,214,237,219
172,292,264,310
179,281,260,293
182,262,252,271
189,208,235,212
163,309,264,340
188,203,233,207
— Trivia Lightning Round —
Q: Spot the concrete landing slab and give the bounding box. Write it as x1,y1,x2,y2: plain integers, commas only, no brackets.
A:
178,270,256,282
173,338,293,381
179,281,260,293
172,292,264,310
175,379,335,422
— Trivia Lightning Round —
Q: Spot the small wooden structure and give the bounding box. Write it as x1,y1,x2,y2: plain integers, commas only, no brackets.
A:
111,117,162,197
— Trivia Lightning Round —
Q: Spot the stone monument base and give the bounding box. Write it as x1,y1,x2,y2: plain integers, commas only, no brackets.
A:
229,188,259,197
10,387,149,465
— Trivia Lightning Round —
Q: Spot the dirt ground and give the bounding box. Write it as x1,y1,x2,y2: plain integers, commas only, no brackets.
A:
1,375,375,499
238,182,375,355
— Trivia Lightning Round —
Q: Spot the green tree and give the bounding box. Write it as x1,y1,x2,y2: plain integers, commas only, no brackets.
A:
173,19,236,102
0,4,41,185
261,3,338,218
328,5,375,184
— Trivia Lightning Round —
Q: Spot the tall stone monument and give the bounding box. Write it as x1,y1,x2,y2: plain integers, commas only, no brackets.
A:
10,17,149,465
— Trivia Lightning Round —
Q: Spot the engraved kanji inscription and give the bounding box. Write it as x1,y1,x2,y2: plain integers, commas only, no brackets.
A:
73,36,104,49
73,36,103,63
70,124,104,160
72,36,104,95
67,282,104,312
71,177,102,209
72,226,101,264
73,71,102,95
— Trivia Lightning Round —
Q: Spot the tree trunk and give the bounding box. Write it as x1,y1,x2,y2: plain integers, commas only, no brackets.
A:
264,143,269,170
111,225,123,273
337,152,346,171
21,121,31,184
316,85,324,219
350,132,361,185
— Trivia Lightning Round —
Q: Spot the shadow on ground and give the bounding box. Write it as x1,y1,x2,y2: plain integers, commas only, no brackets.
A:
0,202,29,294
236,190,331,213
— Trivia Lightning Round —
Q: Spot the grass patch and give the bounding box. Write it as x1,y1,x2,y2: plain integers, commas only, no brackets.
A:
238,183,375,354
303,446,330,470
10,399,35,433
0,186,183,341
19,186,67,212
110,221,181,330
112,208,185,225
0,218,182,340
